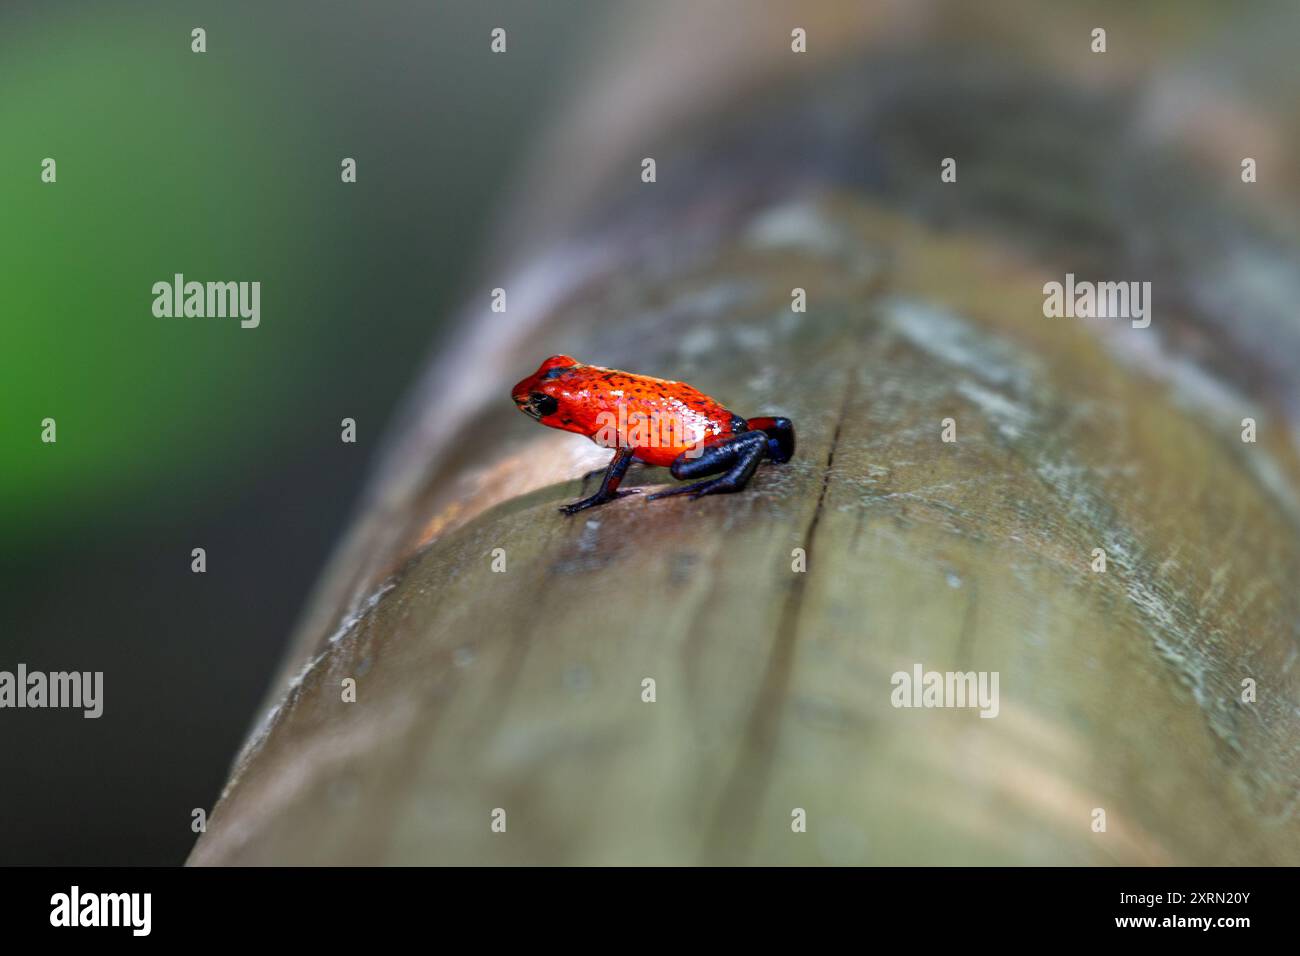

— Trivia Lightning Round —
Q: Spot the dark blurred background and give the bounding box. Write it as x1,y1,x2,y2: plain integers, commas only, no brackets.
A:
0,0,611,865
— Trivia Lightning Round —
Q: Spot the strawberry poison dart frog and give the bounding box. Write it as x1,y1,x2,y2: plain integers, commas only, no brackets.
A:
512,355,796,514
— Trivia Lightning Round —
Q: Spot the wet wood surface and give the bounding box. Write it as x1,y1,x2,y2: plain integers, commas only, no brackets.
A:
190,2,1300,865
191,197,1300,864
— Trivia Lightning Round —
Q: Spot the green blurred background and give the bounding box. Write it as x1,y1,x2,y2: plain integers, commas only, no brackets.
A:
0,0,604,864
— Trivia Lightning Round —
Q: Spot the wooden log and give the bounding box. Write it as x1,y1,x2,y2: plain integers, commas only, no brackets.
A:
190,5,1300,865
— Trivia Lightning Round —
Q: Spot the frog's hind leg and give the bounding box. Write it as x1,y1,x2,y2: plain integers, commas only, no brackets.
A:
647,431,769,500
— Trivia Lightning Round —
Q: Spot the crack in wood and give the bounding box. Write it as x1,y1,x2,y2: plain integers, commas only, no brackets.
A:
702,376,853,863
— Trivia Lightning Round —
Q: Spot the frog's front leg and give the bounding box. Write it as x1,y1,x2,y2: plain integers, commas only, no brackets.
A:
647,430,770,500
560,446,641,514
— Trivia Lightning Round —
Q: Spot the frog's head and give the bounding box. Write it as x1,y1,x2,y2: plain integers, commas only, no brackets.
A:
512,355,581,423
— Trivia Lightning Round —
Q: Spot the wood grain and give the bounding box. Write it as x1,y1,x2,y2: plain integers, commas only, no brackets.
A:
190,3,1300,865
190,198,1300,864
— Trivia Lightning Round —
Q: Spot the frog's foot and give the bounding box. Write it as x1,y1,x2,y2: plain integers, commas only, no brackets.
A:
560,488,641,514
648,430,768,501
646,477,740,500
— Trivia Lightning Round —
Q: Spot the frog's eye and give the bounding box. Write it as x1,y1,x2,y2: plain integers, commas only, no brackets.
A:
529,392,558,418
541,365,575,380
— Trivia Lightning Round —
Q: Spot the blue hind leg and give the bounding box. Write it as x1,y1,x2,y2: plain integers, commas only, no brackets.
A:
647,431,770,500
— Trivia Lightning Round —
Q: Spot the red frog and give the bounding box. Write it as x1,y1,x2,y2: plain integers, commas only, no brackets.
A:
513,355,795,514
